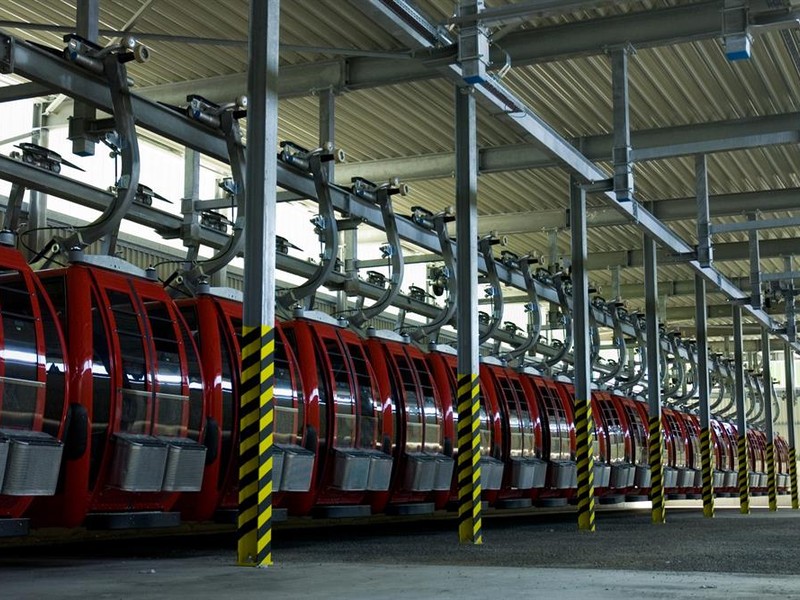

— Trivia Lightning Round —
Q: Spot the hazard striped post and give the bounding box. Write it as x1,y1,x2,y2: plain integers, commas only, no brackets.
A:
695,161,715,519
455,84,481,544
700,428,714,518
790,447,799,510
767,441,778,511
238,326,275,566
457,374,482,543
648,416,666,523
238,0,279,567
574,401,595,531
785,342,799,510
737,433,750,514
762,329,778,512
733,305,750,515
569,176,595,532
643,233,666,524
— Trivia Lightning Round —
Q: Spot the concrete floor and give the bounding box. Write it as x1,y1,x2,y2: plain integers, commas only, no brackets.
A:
3,498,800,599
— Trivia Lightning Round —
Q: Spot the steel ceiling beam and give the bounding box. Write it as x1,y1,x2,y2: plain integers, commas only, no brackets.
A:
331,112,800,183
36,1,799,108
0,81,52,102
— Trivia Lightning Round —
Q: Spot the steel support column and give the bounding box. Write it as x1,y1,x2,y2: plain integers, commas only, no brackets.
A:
763,329,778,511
571,177,595,531
612,48,633,200
696,274,714,517
26,102,48,260
786,343,799,509
734,305,750,514
238,0,279,568
455,85,482,545
644,234,665,524
695,154,714,517
72,0,99,156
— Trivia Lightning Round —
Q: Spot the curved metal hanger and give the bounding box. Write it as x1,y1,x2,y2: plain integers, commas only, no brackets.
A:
408,208,457,342
618,312,647,393
595,299,628,384
348,178,405,328
276,143,339,311
545,271,574,368
505,254,542,364
168,99,247,295
33,36,146,266
478,235,503,346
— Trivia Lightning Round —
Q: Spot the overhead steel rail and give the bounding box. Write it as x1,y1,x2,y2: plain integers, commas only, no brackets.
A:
0,146,691,370
0,32,789,368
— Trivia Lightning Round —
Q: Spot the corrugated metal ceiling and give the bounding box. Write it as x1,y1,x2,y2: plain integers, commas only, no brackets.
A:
1,0,799,331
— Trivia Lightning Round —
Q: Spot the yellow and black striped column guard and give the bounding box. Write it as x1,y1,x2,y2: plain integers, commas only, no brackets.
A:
238,325,275,567
700,427,714,518
766,441,778,512
737,434,750,515
648,416,666,524
790,447,799,510
457,373,482,544
574,399,595,532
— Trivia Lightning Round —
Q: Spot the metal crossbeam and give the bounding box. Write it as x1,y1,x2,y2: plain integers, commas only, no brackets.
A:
712,215,800,234
332,107,800,181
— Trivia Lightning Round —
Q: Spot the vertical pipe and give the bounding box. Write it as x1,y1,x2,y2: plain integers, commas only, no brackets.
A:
695,154,714,518
570,177,595,532
238,0,279,568
27,102,48,259
72,0,99,156
734,305,750,514
762,329,778,511
455,85,482,545
644,234,665,524
785,342,799,509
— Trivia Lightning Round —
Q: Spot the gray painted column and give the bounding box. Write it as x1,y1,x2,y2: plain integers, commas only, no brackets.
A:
238,0,279,568
644,233,665,524
695,154,714,517
734,305,750,514
570,177,595,531
72,0,99,156
763,329,778,510
455,84,482,545
27,102,48,259
612,48,633,200
785,342,799,509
